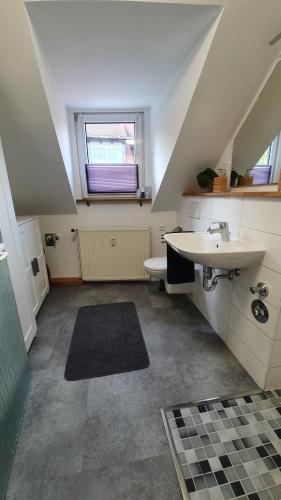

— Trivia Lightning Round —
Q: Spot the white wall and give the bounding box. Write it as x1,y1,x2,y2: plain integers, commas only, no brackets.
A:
39,104,177,279
153,0,281,211
0,0,75,215
178,195,281,389
26,8,74,190
150,13,221,198
39,205,177,278
232,61,281,176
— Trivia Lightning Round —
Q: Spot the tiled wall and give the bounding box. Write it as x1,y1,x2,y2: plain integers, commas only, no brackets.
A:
178,196,281,390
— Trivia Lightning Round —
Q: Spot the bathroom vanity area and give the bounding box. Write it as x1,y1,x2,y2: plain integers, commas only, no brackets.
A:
177,192,281,390
174,55,281,391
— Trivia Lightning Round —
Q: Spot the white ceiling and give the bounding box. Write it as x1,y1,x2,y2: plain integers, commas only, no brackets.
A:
26,1,220,108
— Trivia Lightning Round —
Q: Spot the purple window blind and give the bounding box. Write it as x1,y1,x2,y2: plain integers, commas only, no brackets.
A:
86,164,138,193
250,165,272,185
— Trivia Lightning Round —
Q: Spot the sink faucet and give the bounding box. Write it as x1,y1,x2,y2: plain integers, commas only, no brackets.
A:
207,221,230,242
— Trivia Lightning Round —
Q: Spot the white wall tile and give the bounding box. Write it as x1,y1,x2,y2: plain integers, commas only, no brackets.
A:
192,292,228,342
270,340,281,368
191,216,241,239
211,198,244,226
227,328,267,388
229,306,272,366
228,224,240,240
180,211,240,240
190,218,208,232
197,217,211,231
238,264,281,309
208,310,228,343
178,197,200,217
239,227,281,275
178,197,190,214
275,311,281,340
180,195,281,389
241,199,281,235
265,367,281,390
204,289,231,324
200,198,214,219
232,282,277,340
178,212,192,230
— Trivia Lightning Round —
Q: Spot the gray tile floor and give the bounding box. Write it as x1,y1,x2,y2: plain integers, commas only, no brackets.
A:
6,282,257,500
164,392,281,499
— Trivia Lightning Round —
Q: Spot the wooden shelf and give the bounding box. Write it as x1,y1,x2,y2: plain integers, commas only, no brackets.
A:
183,191,281,198
76,197,152,207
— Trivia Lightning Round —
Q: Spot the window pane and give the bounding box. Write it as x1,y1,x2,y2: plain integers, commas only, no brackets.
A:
256,145,271,165
86,164,138,193
85,122,135,164
249,165,271,184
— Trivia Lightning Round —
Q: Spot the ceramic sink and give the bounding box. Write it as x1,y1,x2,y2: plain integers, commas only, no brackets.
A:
164,232,265,269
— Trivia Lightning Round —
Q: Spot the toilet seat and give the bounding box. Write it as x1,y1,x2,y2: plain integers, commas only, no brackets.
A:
144,257,167,279
144,257,167,272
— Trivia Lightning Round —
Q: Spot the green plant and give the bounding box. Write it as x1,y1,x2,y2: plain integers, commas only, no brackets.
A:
205,168,218,180
230,169,239,187
197,168,218,189
237,174,244,185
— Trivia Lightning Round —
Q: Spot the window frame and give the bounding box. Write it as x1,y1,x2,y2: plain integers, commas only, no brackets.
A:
75,111,144,198
269,134,280,183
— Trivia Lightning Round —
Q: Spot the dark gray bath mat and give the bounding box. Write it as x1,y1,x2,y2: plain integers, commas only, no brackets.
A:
64,302,149,381
161,389,281,499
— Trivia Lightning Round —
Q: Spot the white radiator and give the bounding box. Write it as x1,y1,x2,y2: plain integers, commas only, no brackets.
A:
77,227,151,281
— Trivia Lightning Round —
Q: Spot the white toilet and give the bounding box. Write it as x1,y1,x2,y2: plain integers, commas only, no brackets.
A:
144,257,167,280
144,257,195,294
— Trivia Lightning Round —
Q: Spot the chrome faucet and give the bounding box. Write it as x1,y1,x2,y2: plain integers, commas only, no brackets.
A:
207,221,230,242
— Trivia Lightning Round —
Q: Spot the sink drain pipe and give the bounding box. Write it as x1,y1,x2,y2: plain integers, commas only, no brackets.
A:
203,266,240,292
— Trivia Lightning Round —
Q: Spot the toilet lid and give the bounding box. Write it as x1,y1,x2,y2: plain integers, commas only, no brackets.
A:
144,257,167,271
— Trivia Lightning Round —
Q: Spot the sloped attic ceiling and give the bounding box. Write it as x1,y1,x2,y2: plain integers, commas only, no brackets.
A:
0,0,76,215
152,0,281,211
18,0,281,215
25,1,220,109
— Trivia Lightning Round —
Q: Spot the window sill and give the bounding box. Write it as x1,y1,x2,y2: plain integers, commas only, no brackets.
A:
182,190,281,198
76,197,152,207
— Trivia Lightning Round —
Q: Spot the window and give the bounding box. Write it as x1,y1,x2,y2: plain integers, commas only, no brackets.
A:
75,112,144,197
252,134,279,184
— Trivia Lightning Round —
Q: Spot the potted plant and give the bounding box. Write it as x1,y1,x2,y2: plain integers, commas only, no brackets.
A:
230,169,239,187
197,168,218,191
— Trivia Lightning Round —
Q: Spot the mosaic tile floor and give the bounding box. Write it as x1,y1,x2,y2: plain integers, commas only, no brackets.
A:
162,390,281,500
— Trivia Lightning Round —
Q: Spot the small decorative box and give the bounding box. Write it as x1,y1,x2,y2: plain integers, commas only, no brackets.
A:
213,176,228,193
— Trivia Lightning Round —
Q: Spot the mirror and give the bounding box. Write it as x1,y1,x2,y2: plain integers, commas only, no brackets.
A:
232,60,281,187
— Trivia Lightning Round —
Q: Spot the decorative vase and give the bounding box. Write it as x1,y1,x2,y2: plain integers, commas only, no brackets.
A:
213,176,228,193
239,175,253,186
